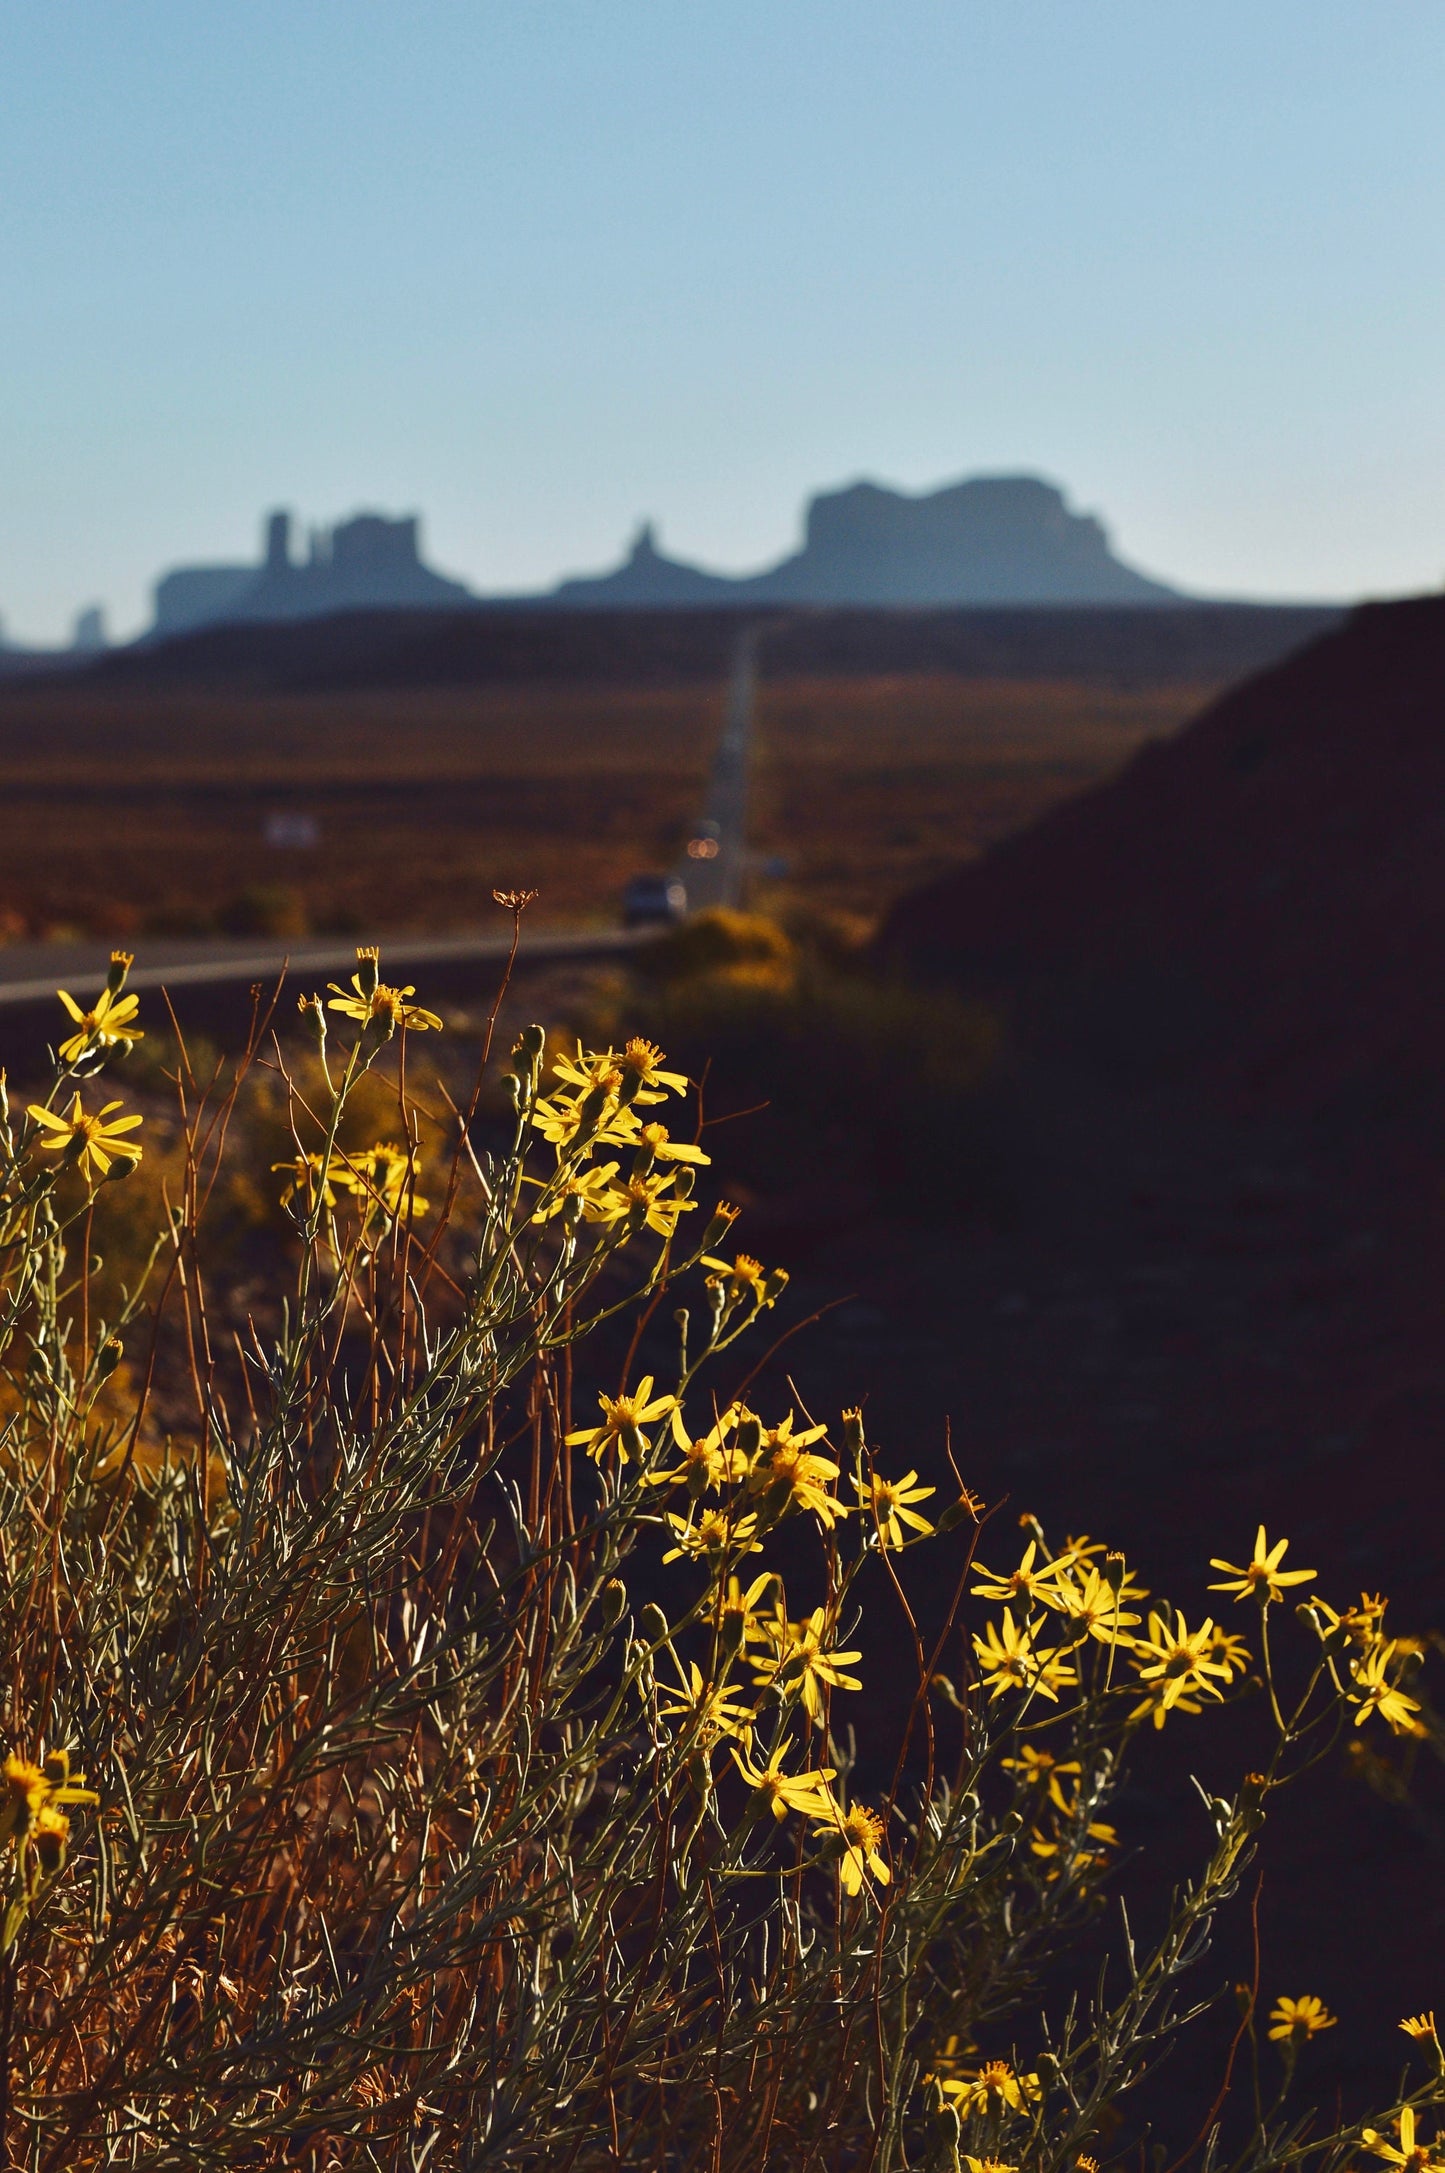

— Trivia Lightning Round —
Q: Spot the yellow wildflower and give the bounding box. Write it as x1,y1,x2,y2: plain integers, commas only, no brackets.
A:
618,1037,689,1098
855,1468,936,1549
815,1799,889,1894
940,2060,1040,2116
273,1150,355,1213
1129,1610,1232,1722
1209,1526,1315,1605
656,1661,754,1747
565,1375,678,1464
56,968,143,1063
1350,1642,1424,1736
526,1160,621,1223
649,1406,748,1494
753,1606,863,1717
1000,1744,1082,1809
716,1571,777,1649
530,1091,623,1152
749,1416,846,1528
28,1094,143,1182
549,1044,625,1096
0,1751,98,1847
1402,2012,1440,2047
585,1170,697,1237
1206,1625,1252,1679
662,1507,763,1564
973,1609,1078,1703
1267,1994,1336,2042
731,1740,836,1822
1029,1816,1118,1860
632,1119,710,1166
1363,2108,1445,2173
964,2162,1018,2173
1050,1563,1142,1645
970,1541,1076,1611
552,1038,687,1104
326,949,441,1036
1310,1592,1390,1652
353,1143,430,1220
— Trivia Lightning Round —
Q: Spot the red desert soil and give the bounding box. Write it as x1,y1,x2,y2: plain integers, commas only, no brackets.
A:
0,673,1210,937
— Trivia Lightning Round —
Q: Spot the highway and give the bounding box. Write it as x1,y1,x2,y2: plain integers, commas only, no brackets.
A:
672,624,759,912
0,625,758,1042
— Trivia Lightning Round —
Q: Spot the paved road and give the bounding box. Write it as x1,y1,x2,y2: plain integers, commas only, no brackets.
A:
0,628,757,1022
0,925,642,1013
673,624,759,912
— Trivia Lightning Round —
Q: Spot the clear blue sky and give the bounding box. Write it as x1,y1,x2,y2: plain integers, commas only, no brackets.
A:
2,2,1442,641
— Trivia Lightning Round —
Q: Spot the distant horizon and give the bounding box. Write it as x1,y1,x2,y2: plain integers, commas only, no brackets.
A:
2,4,1442,640
0,467,1392,653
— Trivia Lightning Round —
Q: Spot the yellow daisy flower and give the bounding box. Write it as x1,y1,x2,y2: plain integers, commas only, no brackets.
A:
731,1740,836,1822
326,948,441,1036
1350,1642,1424,1736
970,1540,1076,1610
27,1095,143,1183
1129,1610,1232,1720
1209,1526,1316,1605
565,1375,678,1464
753,1606,863,1717
973,1609,1077,1703
814,1799,890,1894
1267,1994,1336,2042
940,2060,1040,2116
855,1469,936,1549
0,1750,98,1847
1363,2107,1445,2173
56,967,143,1064
656,1661,754,1747
1050,1563,1142,1645
661,1508,763,1565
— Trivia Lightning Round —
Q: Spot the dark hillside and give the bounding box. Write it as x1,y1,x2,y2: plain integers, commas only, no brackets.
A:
880,592,1445,1105
54,601,1341,693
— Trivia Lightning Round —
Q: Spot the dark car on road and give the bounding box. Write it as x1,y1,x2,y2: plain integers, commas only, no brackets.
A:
623,873,688,927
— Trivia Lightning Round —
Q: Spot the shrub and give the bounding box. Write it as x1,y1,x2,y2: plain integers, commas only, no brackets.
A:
0,945,1436,2166
618,908,1005,1216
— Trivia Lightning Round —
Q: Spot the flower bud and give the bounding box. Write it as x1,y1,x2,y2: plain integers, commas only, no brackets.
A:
671,1165,695,1201
841,1409,866,1460
297,992,327,1051
32,1811,68,1879
514,1022,546,1064
762,1267,790,1307
734,1413,762,1461
600,1578,628,1629
639,1603,671,1647
94,1335,123,1381
1104,1551,1127,1594
354,946,381,998
698,1201,741,1253
106,950,134,997
937,1493,981,1535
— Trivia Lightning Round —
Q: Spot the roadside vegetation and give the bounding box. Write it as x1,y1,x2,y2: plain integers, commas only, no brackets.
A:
0,933,1436,2165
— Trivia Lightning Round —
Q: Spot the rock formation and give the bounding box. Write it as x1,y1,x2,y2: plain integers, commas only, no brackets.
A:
555,474,1178,608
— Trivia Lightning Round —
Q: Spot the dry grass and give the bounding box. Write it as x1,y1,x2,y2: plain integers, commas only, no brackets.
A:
0,674,1215,939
